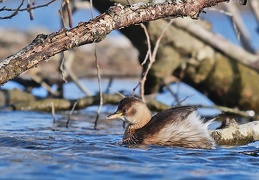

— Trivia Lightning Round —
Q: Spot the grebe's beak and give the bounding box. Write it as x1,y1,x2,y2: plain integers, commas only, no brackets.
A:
106,111,123,120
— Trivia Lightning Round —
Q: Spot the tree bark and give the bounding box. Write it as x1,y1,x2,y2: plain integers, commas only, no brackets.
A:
211,119,259,146
0,0,229,85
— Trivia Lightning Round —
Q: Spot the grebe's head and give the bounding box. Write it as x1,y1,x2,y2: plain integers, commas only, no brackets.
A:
106,96,151,125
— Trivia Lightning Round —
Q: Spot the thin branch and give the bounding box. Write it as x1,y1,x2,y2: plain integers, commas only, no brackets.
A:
29,69,60,97
197,104,259,120
90,0,103,129
172,18,259,71
0,0,57,19
139,23,151,102
1,0,56,12
105,77,113,93
164,83,180,105
65,0,73,28
64,51,92,96
66,100,78,128
0,0,24,19
139,19,174,102
93,48,103,130
222,3,255,53
59,53,68,83
249,0,259,32
51,101,56,125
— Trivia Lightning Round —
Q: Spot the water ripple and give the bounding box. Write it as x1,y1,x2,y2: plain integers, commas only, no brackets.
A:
0,111,259,179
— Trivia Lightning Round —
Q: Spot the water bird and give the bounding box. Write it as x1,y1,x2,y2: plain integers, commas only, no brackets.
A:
106,96,215,149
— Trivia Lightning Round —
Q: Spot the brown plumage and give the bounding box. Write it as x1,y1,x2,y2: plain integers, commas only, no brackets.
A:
106,96,216,149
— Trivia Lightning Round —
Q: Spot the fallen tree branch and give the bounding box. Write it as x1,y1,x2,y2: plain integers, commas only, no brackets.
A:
211,119,259,146
172,18,259,70
4,89,258,146
0,0,230,85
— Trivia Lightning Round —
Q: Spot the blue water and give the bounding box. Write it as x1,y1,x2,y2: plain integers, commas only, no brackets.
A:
1,79,259,179
0,110,259,179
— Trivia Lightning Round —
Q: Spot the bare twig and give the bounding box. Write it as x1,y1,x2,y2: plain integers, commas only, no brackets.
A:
139,23,151,102
93,48,103,130
108,87,126,98
222,3,255,53
59,1,92,96
51,101,56,125
0,0,57,19
132,81,141,96
0,0,24,19
105,77,113,93
29,69,60,97
139,20,174,102
197,104,259,120
90,0,103,129
249,0,259,32
66,100,78,128
65,0,73,28
172,18,259,71
27,0,34,20
59,53,68,83
64,51,92,96
164,83,180,104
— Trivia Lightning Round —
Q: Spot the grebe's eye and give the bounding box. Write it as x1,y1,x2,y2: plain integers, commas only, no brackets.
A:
122,108,127,113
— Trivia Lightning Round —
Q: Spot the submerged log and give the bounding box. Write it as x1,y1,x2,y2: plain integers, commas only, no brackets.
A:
0,89,36,108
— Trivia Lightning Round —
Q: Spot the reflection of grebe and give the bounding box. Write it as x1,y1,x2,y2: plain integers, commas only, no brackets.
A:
107,97,215,149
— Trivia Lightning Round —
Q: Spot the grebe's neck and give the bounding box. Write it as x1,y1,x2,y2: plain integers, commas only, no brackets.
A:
123,104,151,141
131,103,152,129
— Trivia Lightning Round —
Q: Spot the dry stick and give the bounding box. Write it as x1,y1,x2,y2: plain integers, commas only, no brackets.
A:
65,0,73,28
105,77,113,93
93,47,103,130
0,0,56,12
139,20,174,102
164,83,180,105
66,100,78,128
30,71,60,96
249,0,259,31
0,0,24,19
59,2,92,96
51,101,56,129
59,54,68,83
222,3,255,53
172,18,259,71
126,0,131,5
197,104,259,120
26,0,34,20
108,87,126,98
59,3,69,83
64,51,92,96
89,0,103,129
132,81,141,96
139,23,152,102
209,8,241,47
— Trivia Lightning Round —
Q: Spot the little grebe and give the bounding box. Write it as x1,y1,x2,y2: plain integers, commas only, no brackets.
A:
106,96,215,149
